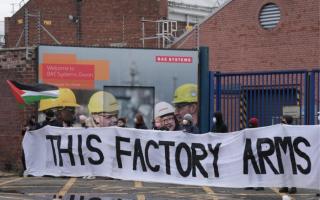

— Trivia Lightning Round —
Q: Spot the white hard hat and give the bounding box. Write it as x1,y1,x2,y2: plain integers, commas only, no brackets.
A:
154,101,175,118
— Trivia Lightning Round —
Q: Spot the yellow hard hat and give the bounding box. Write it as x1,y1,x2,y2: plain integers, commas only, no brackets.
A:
172,83,197,104
38,98,59,111
57,88,79,108
88,91,119,114
38,88,79,111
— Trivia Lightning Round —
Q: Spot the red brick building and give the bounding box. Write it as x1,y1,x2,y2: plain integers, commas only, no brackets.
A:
5,0,168,48
0,47,37,171
172,0,319,72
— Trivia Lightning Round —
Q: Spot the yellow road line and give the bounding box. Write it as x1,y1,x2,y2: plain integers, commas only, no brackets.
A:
136,194,145,200
134,181,145,200
134,181,143,188
0,178,22,186
271,188,295,200
54,178,76,200
202,186,219,200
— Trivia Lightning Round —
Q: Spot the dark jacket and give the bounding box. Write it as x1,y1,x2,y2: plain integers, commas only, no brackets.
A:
212,112,228,133
135,123,148,129
182,124,200,134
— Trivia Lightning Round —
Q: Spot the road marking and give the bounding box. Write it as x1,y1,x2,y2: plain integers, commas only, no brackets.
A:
0,178,22,186
134,181,145,200
202,186,219,200
271,188,295,200
134,181,143,188
0,195,26,200
53,178,76,200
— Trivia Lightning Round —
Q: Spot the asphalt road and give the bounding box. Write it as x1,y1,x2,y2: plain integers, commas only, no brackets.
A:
0,176,319,200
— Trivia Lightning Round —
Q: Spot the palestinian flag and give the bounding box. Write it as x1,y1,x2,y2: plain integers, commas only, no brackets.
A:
7,80,59,104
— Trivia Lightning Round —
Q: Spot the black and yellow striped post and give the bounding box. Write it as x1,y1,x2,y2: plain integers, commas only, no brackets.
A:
239,90,248,130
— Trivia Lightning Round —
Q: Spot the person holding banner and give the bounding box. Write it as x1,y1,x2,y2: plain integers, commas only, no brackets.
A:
38,88,80,127
279,115,297,194
211,112,228,133
172,83,198,127
181,113,199,134
154,101,181,131
245,117,264,191
86,91,119,127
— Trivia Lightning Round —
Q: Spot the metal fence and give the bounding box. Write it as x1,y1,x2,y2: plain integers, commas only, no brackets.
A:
209,70,319,132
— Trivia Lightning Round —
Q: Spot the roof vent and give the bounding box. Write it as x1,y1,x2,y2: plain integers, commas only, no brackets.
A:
259,3,281,29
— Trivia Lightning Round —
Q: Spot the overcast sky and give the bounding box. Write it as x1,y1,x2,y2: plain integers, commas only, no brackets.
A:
0,0,27,34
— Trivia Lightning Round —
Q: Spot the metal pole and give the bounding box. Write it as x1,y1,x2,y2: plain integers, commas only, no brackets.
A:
142,17,145,48
24,8,28,48
199,46,210,133
37,11,41,45
309,71,315,124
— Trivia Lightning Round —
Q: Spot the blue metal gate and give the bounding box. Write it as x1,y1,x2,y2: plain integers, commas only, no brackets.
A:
209,70,318,132
310,69,320,125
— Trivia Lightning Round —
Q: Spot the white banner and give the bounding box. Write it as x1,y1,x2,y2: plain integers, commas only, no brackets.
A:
23,125,320,189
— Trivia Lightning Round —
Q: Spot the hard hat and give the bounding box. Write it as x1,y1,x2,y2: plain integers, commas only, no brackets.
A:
88,91,119,114
154,101,175,118
38,98,60,111
172,83,197,104
38,88,79,111
56,88,79,108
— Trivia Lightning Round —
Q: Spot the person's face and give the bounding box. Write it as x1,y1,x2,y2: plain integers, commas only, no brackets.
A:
60,107,76,123
117,120,125,127
155,117,162,128
93,113,118,127
161,114,176,131
174,104,195,124
281,118,287,124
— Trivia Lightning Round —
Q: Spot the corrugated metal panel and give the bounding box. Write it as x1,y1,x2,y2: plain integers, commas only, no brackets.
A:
259,3,281,29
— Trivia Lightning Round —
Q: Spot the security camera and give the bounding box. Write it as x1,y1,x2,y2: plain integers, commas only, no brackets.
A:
68,15,74,21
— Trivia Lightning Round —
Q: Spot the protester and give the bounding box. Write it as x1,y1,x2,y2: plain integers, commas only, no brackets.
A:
83,91,119,179
152,117,162,130
86,91,119,127
79,115,88,128
39,110,56,127
181,113,199,134
172,83,198,127
117,117,127,128
154,101,180,131
279,115,297,194
211,112,228,133
134,113,148,129
245,117,264,191
38,88,80,127
248,117,259,128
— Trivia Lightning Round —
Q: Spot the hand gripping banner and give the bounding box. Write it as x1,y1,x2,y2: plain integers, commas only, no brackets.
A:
23,124,320,189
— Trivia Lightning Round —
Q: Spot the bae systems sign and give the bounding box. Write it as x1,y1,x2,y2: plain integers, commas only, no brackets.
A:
155,56,193,63
23,124,320,189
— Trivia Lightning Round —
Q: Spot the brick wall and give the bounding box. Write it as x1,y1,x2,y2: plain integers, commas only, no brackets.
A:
0,48,37,171
172,0,320,72
5,0,168,48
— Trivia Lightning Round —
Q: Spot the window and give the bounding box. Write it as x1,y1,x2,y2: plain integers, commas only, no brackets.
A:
259,3,281,29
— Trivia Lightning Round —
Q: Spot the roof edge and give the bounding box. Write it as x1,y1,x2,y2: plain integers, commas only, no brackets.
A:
169,0,234,48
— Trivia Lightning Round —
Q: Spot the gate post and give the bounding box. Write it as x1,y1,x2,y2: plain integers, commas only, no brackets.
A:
198,47,210,133
309,71,315,124
209,72,214,131
216,72,222,112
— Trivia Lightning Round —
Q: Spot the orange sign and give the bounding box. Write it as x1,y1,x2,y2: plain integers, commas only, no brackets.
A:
40,53,109,89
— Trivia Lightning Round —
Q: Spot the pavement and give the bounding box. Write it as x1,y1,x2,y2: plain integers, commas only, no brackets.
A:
0,172,319,200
